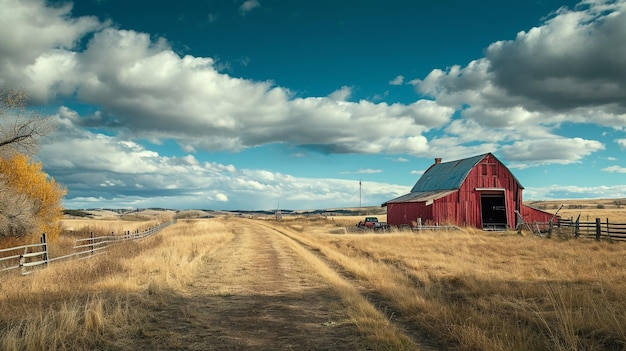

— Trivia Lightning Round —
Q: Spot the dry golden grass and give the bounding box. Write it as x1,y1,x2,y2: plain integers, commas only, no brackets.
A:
268,222,417,350
0,219,233,351
3,205,626,350
60,218,162,235
527,198,626,223
558,207,626,223
274,217,626,351
48,217,172,259
327,214,388,228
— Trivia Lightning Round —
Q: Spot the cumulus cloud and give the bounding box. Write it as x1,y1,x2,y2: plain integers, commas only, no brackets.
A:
3,0,624,209
602,166,626,174
410,0,626,165
501,137,605,167
40,108,409,209
0,0,456,158
328,86,353,102
239,0,260,14
415,1,626,118
389,75,404,85
7,0,616,168
486,1,626,112
524,184,626,200
214,193,229,202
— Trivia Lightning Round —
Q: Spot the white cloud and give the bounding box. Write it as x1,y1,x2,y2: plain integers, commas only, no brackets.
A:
389,157,409,162
239,0,260,13
40,110,409,209
4,0,625,209
357,169,383,174
215,193,229,202
339,169,383,175
389,75,404,85
602,166,626,174
415,1,626,124
524,184,626,200
501,137,605,167
408,1,626,165
328,86,352,102
0,0,457,158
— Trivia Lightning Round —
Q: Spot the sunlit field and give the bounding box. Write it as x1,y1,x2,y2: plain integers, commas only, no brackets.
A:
2,204,626,351
0,219,234,351
274,214,626,351
527,198,626,223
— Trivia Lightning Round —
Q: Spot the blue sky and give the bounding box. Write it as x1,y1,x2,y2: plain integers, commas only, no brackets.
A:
1,0,625,210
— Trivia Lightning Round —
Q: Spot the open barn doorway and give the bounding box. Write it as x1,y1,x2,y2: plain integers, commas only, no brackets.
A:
481,192,507,230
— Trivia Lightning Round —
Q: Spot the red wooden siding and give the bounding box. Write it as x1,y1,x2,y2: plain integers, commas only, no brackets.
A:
424,154,523,228
386,154,527,229
520,205,555,224
386,202,433,226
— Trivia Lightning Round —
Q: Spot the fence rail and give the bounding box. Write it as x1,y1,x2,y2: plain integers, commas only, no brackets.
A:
0,220,175,275
559,217,626,240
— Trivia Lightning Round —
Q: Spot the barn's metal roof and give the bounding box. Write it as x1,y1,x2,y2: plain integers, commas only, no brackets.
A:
383,190,456,205
410,153,488,192
382,152,525,207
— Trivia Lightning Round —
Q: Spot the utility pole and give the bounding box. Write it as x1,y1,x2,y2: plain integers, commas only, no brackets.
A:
359,179,362,208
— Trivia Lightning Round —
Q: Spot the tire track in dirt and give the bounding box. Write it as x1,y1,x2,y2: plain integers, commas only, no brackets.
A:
257,221,445,351
131,219,367,351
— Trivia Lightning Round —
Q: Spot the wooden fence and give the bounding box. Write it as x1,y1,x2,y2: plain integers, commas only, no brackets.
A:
558,217,626,241
409,219,461,232
0,220,175,275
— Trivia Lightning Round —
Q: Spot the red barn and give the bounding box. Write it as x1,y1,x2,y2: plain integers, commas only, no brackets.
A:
383,153,554,230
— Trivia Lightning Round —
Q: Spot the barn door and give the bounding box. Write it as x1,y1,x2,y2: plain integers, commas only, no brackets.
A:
480,193,507,230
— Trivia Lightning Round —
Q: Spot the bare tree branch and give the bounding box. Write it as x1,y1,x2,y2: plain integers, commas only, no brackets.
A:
0,88,55,156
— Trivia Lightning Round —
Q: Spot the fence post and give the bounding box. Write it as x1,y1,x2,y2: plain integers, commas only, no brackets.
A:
19,252,26,275
41,233,48,267
547,219,552,238
90,232,95,256
606,218,610,241
574,215,580,238
595,218,601,240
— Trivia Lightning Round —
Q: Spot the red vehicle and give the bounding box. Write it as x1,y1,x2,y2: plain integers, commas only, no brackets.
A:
357,217,389,230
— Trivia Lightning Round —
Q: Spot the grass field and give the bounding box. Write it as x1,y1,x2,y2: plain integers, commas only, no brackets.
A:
527,198,626,222
276,215,626,350
0,219,234,351
1,202,625,350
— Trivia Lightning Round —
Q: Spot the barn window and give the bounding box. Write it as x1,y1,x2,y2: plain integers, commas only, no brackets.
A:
482,164,487,175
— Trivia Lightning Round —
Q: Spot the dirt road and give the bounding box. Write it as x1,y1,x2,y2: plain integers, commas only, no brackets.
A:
129,219,369,350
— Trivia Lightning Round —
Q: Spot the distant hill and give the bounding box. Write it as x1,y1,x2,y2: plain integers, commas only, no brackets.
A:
525,198,626,210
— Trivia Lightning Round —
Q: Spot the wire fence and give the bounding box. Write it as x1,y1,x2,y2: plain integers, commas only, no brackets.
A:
0,220,175,275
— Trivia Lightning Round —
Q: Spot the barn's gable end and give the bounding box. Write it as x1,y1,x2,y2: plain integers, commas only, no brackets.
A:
384,153,537,229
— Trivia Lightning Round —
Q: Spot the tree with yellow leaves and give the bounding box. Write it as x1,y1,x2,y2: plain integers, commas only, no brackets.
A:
0,153,66,241
0,88,63,242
